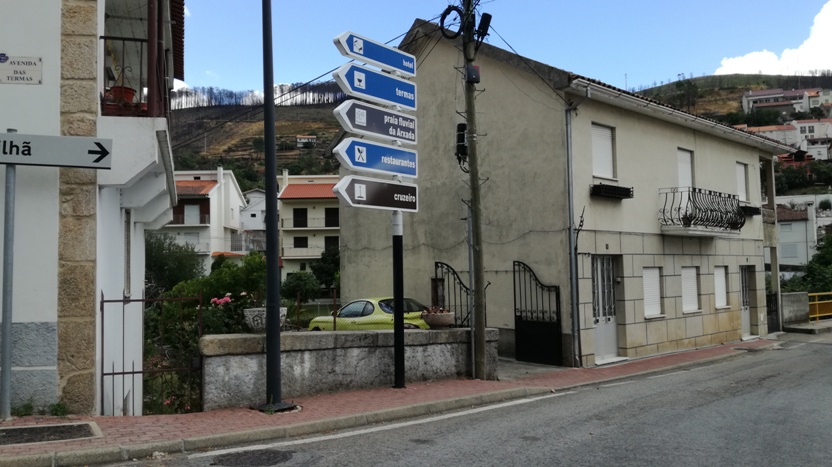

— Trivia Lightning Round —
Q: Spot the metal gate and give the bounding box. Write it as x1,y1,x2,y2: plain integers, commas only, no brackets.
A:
513,261,562,365
100,293,203,415
766,293,780,332
433,262,484,326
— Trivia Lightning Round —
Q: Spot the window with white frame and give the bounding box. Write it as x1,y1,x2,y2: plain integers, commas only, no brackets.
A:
714,266,728,308
591,124,615,179
780,223,792,232
643,267,662,318
782,243,798,258
736,162,748,202
681,267,700,312
677,149,694,188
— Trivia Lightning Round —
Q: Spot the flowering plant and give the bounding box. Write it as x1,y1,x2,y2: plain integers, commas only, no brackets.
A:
423,306,451,314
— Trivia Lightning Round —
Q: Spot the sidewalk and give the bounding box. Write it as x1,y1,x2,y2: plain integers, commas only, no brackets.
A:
0,337,777,467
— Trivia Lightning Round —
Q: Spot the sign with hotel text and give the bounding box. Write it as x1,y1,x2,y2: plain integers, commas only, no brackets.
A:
0,55,42,85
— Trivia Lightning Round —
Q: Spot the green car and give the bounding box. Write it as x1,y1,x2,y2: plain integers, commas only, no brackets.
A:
307,297,430,331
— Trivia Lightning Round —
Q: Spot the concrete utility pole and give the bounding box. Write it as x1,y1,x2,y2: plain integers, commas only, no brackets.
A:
461,0,486,379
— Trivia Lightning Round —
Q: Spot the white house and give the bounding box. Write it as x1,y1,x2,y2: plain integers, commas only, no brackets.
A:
241,189,267,251
0,0,182,414
156,168,248,271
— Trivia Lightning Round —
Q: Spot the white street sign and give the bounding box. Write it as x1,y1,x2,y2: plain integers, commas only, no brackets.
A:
0,133,112,169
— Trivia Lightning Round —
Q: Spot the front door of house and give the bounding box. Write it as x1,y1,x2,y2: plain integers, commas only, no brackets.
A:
740,266,751,338
593,256,618,363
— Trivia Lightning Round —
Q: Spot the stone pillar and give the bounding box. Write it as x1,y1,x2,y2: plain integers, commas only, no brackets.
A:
58,0,98,414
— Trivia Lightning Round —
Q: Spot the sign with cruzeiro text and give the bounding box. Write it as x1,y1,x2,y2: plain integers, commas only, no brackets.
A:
0,55,42,85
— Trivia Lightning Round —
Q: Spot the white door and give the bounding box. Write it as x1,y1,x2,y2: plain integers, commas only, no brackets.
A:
593,256,619,363
740,266,751,338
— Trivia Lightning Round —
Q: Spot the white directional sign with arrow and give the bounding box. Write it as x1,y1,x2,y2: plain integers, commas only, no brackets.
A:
0,133,112,169
333,175,418,213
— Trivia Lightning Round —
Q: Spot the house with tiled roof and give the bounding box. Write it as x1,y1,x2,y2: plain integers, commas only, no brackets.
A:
155,168,248,271
763,204,817,274
339,18,794,369
277,169,339,281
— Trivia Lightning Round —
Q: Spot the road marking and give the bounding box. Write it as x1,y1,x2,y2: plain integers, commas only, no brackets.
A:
189,392,575,459
599,381,634,388
791,343,807,348
647,371,687,379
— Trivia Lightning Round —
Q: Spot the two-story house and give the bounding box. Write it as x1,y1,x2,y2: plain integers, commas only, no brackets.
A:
156,168,248,271
0,1,182,414
338,20,793,368
277,170,339,282
241,188,267,251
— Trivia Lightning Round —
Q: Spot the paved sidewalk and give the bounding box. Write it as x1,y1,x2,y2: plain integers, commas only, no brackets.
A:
0,338,776,467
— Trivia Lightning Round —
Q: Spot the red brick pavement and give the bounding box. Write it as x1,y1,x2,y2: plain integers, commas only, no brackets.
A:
0,339,774,459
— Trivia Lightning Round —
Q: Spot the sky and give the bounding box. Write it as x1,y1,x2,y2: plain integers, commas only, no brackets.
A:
182,0,832,93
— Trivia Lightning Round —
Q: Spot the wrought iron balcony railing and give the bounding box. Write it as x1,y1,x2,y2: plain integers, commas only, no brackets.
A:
658,187,746,233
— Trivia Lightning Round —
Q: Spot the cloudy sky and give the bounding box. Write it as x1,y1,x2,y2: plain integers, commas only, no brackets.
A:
182,0,832,92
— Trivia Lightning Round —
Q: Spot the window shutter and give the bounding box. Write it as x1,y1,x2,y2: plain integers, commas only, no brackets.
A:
715,266,727,308
592,125,614,178
736,163,748,202
643,267,661,317
682,267,699,312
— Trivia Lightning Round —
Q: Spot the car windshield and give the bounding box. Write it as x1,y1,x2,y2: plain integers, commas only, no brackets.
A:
377,298,428,314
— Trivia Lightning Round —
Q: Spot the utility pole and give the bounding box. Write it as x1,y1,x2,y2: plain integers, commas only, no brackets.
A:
461,0,486,379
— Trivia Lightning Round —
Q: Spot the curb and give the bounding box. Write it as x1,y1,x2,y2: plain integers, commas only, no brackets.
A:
0,342,775,466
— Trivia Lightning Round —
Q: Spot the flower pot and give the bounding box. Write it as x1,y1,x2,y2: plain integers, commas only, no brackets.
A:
421,312,455,329
107,86,136,104
244,307,287,333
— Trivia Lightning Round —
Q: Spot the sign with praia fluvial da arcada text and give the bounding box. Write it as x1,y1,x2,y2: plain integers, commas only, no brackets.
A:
333,99,417,145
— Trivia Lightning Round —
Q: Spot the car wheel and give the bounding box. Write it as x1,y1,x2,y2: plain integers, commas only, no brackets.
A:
311,327,321,331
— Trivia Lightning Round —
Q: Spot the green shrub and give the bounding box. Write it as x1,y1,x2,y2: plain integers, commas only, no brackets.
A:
819,198,832,211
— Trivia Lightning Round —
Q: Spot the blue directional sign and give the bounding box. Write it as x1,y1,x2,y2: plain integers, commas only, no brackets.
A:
333,63,417,110
334,31,416,78
334,138,417,178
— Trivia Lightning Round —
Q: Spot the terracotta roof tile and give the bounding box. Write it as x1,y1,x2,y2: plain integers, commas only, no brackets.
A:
176,180,217,196
777,204,809,221
279,183,336,200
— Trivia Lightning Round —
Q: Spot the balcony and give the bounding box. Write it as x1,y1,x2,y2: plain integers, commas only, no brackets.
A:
658,187,746,237
169,214,210,226
281,217,340,229
281,247,325,259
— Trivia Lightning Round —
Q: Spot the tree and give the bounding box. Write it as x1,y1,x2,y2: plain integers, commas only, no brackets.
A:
281,272,320,305
145,233,204,298
310,247,340,290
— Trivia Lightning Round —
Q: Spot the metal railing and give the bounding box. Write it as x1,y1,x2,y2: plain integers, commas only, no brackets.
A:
281,246,325,258
808,292,832,321
513,261,560,323
170,214,210,225
658,187,746,231
100,35,170,118
281,217,340,229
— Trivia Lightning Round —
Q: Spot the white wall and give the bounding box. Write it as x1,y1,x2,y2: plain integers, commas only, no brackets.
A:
0,0,62,323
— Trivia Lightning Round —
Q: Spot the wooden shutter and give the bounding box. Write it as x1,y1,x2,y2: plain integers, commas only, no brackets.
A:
592,124,614,179
643,267,661,317
682,267,699,312
714,266,727,308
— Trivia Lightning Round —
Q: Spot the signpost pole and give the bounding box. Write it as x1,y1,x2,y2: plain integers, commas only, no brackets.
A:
392,210,405,388
1,129,17,420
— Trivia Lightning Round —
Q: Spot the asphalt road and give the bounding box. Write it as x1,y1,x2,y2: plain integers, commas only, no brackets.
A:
113,332,832,466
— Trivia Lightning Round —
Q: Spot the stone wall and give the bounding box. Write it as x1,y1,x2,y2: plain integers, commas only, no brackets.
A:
782,292,809,324
200,329,498,411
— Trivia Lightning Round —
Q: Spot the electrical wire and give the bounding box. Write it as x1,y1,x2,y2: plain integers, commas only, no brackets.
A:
172,15,442,153
488,25,570,107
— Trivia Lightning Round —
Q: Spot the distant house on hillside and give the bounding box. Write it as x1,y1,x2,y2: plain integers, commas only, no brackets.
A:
742,87,824,114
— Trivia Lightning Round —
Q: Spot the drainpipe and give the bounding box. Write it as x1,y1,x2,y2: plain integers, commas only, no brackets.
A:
565,102,582,368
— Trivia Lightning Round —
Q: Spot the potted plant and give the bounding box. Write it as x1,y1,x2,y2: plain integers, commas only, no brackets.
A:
421,306,455,329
